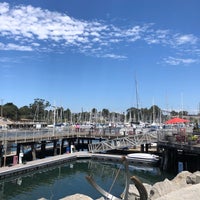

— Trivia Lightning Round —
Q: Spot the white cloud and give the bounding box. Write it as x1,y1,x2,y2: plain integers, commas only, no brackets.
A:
32,42,40,47
0,57,15,63
144,29,170,45
103,54,127,59
0,2,9,14
0,2,129,57
0,42,32,51
163,56,198,66
174,34,198,45
0,2,199,62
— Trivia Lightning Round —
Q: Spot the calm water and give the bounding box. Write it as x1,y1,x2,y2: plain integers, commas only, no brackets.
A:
0,159,173,200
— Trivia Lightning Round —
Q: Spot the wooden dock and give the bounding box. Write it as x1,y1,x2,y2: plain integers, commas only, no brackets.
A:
158,140,200,173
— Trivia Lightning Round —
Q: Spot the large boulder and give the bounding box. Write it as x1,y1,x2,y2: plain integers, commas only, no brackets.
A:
127,171,197,200
60,194,93,200
155,183,200,200
171,170,192,186
149,178,179,199
186,171,200,184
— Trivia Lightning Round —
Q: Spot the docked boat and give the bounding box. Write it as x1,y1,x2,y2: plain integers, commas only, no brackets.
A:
126,153,160,166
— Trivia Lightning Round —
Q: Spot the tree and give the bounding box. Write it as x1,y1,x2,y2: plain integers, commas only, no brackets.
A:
64,108,71,122
171,110,179,116
3,103,19,120
127,107,139,122
19,106,32,119
91,108,97,122
149,105,161,122
30,98,51,121
140,108,149,122
179,110,188,116
102,109,109,120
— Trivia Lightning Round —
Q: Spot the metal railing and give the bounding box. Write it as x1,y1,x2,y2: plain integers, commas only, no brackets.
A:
0,127,123,145
88,131,159,153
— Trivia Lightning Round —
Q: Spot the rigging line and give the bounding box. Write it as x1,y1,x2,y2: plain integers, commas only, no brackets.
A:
108,165,121,194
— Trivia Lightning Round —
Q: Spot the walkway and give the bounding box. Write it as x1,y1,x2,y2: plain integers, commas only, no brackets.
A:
0,152,91,180
88,131,158,153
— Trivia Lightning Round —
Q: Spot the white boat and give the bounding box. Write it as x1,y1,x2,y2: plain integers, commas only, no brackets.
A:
126,153,160,165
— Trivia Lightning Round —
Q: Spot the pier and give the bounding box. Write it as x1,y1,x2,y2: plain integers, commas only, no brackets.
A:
158,140,200,172
0,127,123,167
156,128,200,172
0,127,200,173
0,127,159,166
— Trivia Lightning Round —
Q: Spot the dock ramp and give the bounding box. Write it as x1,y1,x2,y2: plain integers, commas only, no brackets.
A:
88,131,158,153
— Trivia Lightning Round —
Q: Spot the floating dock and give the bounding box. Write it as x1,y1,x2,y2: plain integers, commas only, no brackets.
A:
0,152,127,180
0,152,92,180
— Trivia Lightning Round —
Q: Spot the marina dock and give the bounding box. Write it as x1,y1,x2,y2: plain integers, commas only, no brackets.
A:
1,127,200,175
0,152,126,180
0,152,91,180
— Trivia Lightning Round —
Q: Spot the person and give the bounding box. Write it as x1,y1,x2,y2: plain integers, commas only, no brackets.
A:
132,124,136,134
75,123,80,132
109,123,112,133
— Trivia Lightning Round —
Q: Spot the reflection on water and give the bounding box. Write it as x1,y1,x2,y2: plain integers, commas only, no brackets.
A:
0,159,173,200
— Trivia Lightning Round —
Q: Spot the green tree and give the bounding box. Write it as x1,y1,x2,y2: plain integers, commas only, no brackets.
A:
102,108,109,119
19,106,32,119
3,103,19,120
127,107,139,122
91,108,97,122
149,105,161,122
179,110,188,116
171,110,179,116
64,108,71,122
30,98,51,121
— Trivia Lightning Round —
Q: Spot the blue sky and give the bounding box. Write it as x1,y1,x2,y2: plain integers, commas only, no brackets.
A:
0,0,200,113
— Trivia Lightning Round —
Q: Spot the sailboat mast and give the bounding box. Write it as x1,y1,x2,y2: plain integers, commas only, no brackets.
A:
135,76,140,122
153,98,155,123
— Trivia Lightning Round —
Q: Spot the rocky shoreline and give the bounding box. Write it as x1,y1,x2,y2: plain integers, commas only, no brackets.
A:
128,170,200,200
59,171,200,200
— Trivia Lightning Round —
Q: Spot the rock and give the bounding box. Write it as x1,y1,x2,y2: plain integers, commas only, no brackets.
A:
149,178,180,199
113,170,200,200
124,183,152,199
186,171,200,184
148,171,193,199
155,183,200,200
60,193,93,200
172,170,192,186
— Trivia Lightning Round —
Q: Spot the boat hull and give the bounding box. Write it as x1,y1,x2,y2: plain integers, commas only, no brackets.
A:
126,153,160,166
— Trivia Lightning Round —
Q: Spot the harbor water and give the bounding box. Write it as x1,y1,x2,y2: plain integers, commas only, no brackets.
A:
0,159,173,200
